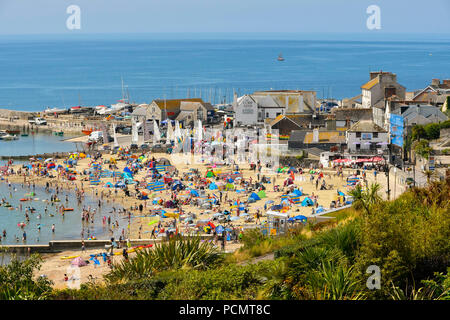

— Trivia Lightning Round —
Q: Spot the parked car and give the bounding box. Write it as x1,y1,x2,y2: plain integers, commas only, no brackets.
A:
130,144,139,151
33,117,47,125
140,144,150,150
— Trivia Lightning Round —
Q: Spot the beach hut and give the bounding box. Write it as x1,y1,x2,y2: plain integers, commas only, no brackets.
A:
301,197,314,207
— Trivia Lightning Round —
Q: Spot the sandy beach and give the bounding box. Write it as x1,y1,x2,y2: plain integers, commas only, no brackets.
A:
1,149,402,288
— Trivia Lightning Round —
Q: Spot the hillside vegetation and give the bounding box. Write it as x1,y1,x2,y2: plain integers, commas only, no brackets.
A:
2,178,449,300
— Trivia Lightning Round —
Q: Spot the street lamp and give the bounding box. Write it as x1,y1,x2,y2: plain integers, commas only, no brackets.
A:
384,143,391,200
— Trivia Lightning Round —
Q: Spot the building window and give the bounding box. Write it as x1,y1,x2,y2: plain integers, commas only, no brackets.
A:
356,143,360,150
266,112,269,118
356,132,361,138
373,132,378,138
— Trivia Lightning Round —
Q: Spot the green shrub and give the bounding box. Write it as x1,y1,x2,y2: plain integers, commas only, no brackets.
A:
0,254,53,300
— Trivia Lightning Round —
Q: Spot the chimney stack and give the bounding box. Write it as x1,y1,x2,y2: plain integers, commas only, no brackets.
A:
431,79,440,86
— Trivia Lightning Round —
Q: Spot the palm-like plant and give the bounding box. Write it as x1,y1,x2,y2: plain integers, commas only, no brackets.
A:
306,261,365,300
349,183,382,215
106,236,224,282
422,170,435,185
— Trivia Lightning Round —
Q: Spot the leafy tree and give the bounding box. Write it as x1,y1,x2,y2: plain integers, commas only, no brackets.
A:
414,139,432,159
424,123,440,140
0,254,53,300
411,125,426,141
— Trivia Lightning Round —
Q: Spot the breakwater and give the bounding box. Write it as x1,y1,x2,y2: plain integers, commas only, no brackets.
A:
1,236,214,254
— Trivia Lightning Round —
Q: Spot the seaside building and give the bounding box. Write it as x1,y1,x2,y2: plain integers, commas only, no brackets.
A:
360,71,406,129
288,128,346,151
233,90,316,127
328,108,373,131
361,71,406,109
389,104,448,127
145,98,205,122
268,114,326,136
410,78,450,109
345,120,388,154
175,101,214,127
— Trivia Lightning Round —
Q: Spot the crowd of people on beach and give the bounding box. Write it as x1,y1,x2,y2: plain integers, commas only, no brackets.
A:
0,142,386,253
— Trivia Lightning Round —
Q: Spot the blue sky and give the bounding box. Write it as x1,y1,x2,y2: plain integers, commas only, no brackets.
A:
0,0,449,35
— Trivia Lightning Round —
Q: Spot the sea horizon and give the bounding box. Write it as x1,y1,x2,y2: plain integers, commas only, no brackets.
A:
1,32,449,112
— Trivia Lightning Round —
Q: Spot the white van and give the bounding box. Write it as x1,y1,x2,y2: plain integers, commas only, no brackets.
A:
34,117,47,125
88,131,103,142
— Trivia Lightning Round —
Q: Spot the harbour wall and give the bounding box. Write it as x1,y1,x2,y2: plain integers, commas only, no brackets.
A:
1,235,215,254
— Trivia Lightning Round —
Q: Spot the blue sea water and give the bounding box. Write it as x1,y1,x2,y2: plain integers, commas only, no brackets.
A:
0,132,77,157
0,182,123,245
0,33,449,111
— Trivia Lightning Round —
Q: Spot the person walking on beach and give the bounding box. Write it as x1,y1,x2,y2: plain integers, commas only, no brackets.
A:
51,224,55,233
81,240,85,253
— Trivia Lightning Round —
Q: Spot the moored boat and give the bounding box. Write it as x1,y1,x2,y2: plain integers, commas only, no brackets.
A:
82,128,94,135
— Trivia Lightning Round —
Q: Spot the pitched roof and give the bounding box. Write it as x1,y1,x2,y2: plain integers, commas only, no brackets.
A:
131,105,149,116
252,95,282,108
175,110,193,121
153,98,204,111
394,105,448,124
361,77,379,90
332,108,373,121
180,101,202,111
348,120,387,133
303,131,346,144
289,130,308,143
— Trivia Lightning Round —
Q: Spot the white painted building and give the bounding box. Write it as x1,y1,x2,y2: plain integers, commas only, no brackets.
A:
361,72,406,109
233,90,316,127
346,120,388,153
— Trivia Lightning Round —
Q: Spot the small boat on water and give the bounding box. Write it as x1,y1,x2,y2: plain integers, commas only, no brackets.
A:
53,131,64,136
6,129,20,134
0,130,18,141
21,133,29,137
1,134,19,141
82,128,94,135
277,53,285,61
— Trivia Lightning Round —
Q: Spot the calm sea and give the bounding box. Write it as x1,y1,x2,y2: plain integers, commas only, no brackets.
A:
0,182,122,245
0,132,77,158
0,33,449,111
